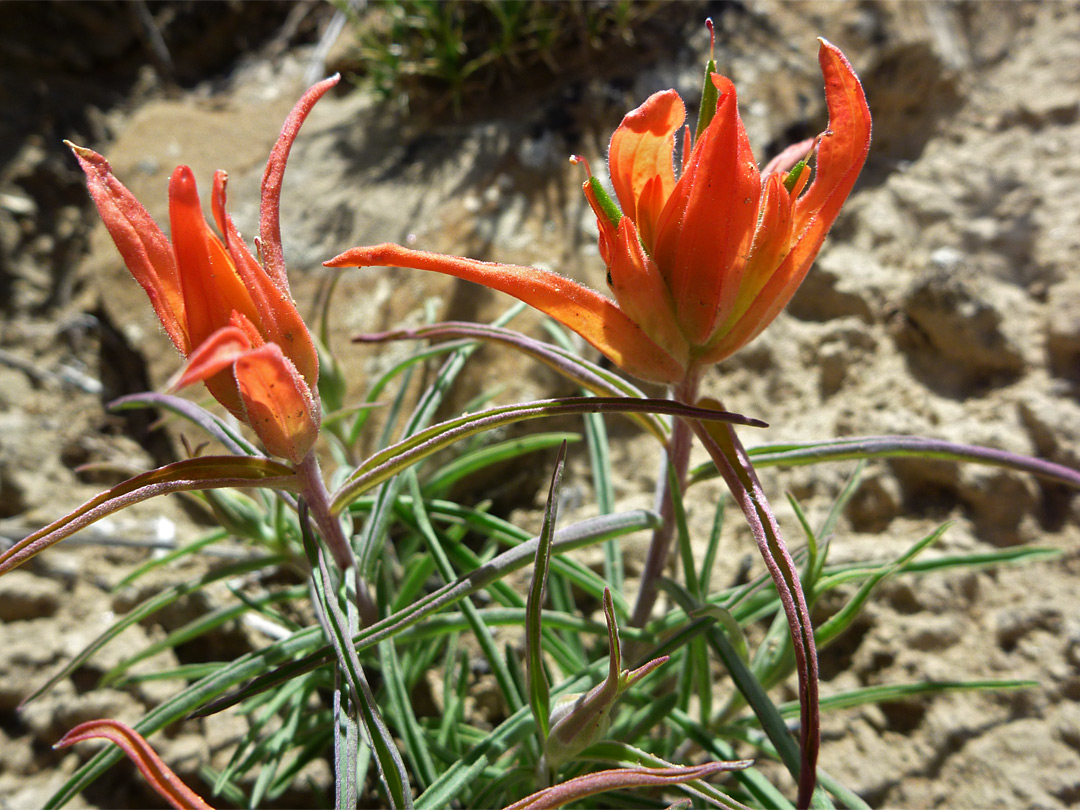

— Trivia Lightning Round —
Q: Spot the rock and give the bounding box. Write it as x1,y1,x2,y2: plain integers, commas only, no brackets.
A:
995,605,1064,651
846,469,902,532
1046,277,1080,382
0,569,61,621
893,269,1026,397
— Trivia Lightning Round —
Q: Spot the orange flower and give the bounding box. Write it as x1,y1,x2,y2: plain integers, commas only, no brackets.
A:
69,77,338,463
327,40,870,385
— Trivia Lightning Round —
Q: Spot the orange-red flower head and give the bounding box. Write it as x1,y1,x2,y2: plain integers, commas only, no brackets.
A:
327,40,870,385
70,77,338,462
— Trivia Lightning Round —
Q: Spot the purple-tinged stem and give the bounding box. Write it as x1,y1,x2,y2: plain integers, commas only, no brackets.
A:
690,417,819,809
630,373,700,627
295,452,378,625
295,453,354,572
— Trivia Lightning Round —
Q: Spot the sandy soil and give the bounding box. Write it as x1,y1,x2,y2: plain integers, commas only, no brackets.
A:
1,1,1078,807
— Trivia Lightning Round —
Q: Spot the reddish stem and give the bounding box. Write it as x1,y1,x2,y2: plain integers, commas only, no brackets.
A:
295,452,378,625
689,417,820,808
630,372,700,627
295,452,354,572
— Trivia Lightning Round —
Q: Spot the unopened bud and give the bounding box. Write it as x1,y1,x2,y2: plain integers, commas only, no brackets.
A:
543,589,667,768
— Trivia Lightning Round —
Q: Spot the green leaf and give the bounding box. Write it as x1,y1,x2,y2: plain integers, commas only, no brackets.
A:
357,319,668,441
423,432,579,497
332,397,763,514
815,523,949,647
688,434,1080,491
0,457,295,576
301,504,413,809
527,443,566,743
196,511,659,721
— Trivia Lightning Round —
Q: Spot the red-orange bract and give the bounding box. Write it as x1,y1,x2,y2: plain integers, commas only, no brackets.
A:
69,77,338,462
327,40,871,385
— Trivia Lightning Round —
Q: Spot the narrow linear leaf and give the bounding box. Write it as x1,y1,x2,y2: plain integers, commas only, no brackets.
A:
195,511,659,720
423,432,579,497
109,392,258,456
502,762,748,810
22,553,286,706
354,319,667,441
688,435,1080,490
332,397,764,514
0,457,296,576
301,504,413,810
527,443,567,742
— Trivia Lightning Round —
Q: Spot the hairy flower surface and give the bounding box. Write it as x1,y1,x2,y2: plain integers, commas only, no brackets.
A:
328,40,870,384
69,78,337,462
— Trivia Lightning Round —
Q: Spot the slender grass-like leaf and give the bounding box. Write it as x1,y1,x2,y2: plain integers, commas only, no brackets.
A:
110,663,226,687
688,435,1080,490
578,741,753,810
659,580,804,789
386,496,634,617
543,320,622,591
332,397,763,514
422,432,579,497
405,473,529,737
23,552,287,706
691,413,824,809
301,504,413,810
763,678,1039,720
699,498,725,597
112,528,230,589
667,463,698,601
109,392,258,456
380,638,437,789
392,607,637,644
0,457,296,576
503,761,746,810
100,585,307,687
215,673,310,797
527,443,566,742
357,335,484,579
665,707,794,810
191,511,657,725
355,319,667,441
815,523,950,648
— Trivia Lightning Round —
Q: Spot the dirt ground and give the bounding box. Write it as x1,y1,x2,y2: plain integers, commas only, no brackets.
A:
1,1,1078,808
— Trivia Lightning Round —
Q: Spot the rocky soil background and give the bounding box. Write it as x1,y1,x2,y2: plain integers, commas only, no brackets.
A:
1,1,1078,807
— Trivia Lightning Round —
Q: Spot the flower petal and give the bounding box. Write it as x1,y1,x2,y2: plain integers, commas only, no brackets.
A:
259,75,340,290
168,167,261,350
652,79,761,346
326,244,687,384
607,218,689,368
172,325,251,391
235,343,320,463
211,171,319,388
608,89,684,245
67,143,188,353
702,172,795,359
702,41,871,362
791,40,872,239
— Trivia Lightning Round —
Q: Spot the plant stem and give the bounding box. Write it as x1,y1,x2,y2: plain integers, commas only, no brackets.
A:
630,373,699,627
295,452,353,570
296,453,379,625
690,416,820,809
